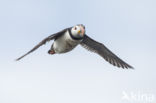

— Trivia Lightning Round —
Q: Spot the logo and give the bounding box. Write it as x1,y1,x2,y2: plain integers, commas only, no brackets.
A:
122,91,155,102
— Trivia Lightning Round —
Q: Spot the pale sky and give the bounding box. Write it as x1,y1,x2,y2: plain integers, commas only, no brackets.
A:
0,0,156,103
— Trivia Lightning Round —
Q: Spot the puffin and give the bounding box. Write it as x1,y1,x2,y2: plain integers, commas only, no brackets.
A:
16,24,133,69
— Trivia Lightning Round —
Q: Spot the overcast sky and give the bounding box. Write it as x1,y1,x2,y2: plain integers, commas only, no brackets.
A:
0,0,156,103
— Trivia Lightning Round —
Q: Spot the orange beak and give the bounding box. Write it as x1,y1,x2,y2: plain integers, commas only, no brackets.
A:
80,26,85,35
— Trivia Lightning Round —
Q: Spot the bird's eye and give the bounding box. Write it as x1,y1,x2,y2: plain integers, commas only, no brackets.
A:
74,27,77,30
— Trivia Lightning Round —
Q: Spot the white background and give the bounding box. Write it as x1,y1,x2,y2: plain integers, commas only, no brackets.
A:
0,0,155,103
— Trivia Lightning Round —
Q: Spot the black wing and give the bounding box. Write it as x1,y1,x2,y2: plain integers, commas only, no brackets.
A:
16,28,68,61
80,35,133,69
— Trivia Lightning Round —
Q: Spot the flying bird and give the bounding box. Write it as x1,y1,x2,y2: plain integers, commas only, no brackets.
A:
16,24,133,69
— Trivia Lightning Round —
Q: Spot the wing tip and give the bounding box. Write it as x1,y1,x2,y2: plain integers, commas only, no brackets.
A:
15,58,21,61
15,55,26,61
127,65,134,69
121,64,134,69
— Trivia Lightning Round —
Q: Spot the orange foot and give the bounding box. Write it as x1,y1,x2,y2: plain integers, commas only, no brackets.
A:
48,50,55,54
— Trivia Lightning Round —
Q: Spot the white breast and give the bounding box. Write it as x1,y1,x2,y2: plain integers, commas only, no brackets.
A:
53,31,81,53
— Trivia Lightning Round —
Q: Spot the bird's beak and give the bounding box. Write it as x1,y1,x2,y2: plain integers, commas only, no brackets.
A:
77,30,81,34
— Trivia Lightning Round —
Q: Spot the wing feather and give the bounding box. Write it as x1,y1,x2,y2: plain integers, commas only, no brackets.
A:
16,28,67,61
80,35,133,69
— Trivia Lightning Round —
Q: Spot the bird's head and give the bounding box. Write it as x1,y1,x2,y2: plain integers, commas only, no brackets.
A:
70,24,85,39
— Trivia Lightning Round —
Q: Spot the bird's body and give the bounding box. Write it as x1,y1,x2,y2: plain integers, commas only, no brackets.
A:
52,30,82,53
16,24,133,69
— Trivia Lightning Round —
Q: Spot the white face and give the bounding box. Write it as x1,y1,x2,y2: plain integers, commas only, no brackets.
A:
71,25,85,38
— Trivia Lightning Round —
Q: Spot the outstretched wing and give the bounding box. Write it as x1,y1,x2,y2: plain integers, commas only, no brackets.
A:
16,28,68,61
80,35,133,69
